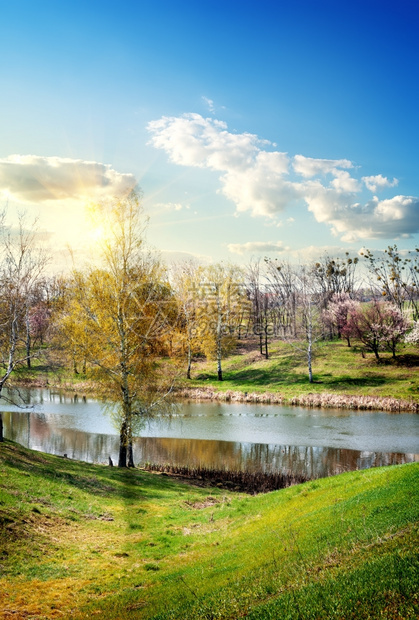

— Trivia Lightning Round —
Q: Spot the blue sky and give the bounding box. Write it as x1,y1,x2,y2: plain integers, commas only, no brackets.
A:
1,0,418,269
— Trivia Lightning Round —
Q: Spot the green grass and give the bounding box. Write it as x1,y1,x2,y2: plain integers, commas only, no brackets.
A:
11,338,419,405
183,339,419,402
1,440,418,619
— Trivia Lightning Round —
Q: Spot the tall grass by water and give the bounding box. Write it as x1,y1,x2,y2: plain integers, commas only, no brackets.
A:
141,462,310,493
175,386,419,412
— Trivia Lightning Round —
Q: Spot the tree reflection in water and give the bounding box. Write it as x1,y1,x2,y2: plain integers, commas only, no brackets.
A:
3,410,417,479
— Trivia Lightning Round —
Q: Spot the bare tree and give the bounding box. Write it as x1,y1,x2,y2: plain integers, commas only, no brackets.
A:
362,245,419,319
311,253,359,303
293,267,324,383
266,264,322,383
264,259,298,338
0,211,49,441
170,260,203,379
246,259,271,357
196,263,247,381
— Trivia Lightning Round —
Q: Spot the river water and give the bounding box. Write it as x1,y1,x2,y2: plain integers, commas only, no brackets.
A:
1,387,418,478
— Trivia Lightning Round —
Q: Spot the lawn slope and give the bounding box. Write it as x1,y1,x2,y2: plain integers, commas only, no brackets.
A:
182,339,419,404
0,440,418,619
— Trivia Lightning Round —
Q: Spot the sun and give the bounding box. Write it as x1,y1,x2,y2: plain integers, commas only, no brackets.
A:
89,225,105,242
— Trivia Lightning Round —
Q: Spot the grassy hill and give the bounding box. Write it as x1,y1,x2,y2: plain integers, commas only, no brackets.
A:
1,440,418,619
182,339,419,402
13,339,419,408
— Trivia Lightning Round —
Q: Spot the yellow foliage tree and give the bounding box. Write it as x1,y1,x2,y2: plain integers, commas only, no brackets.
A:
59,191,178,467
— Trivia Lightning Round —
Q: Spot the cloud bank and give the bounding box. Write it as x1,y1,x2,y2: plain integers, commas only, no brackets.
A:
0,155,137,203
228,241,289,255
147,113,419,241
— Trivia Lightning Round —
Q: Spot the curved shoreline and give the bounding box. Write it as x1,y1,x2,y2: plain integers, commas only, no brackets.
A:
174,386,419,413
9,378,419,413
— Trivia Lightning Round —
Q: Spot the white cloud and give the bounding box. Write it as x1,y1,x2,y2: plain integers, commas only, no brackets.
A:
293,154,353,178
0,155,137,203
330,170,361,193
148,113,270,172
362,174,398,192
202,96,215,113
305,189,419,241
221,152,301,217
228,241,289,255
147,113,419,242
147,114,298,218
156,202,184,211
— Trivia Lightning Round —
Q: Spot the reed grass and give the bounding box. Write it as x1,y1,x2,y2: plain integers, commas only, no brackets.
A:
141,463,310,494
175,386,419,412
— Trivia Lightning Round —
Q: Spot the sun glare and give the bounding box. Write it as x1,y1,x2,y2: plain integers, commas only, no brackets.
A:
89,226,104,242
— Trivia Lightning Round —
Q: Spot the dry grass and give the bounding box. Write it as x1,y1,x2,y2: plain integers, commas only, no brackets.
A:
174,386,419,412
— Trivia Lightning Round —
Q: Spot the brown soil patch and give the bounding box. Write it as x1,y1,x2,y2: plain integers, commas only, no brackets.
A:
184,496,221,509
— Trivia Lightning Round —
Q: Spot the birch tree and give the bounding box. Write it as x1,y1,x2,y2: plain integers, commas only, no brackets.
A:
197,263,248,381
278,265,322,384
59,191,177,466
170,261,203,379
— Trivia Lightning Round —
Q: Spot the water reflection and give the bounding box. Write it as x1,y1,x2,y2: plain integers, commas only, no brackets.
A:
3,408,418,479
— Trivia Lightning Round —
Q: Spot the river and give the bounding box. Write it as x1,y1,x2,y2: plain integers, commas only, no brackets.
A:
1,387,418,478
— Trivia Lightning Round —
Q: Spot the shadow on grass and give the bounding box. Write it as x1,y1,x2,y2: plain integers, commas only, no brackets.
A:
0,440,187,503
228,368,308,386
224,369,392,390
393,354,419,367
325,375,388,389
195,367,313,387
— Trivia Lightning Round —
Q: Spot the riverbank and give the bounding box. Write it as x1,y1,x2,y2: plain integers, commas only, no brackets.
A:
9,339,419,412
0,440,418,619
9,377,419,412
174,386,419,412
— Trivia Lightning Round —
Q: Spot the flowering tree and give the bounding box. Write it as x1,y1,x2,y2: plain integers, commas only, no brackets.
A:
29,303,51,346
346,301,410,360
405,322,419,346
323,292,360,345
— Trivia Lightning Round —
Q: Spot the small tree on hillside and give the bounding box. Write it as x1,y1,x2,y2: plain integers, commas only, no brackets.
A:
346,301,410,360
323,292,360,345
